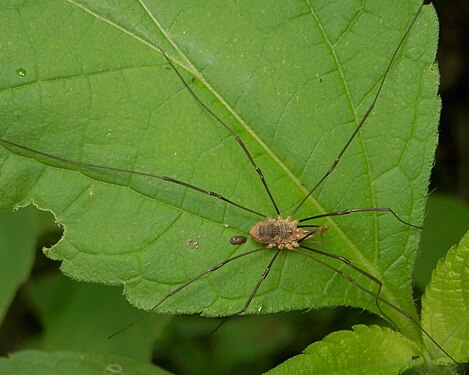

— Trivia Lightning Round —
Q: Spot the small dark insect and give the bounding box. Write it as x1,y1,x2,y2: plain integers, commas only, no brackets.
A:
229,235,247,245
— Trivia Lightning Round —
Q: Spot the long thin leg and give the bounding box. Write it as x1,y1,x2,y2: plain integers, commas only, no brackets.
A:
290,247,463,372
160,51,280,215
108,246,269,338
299,243,393,328
210,248,282,334
236,248,282,315
0,138,267,219
299,207,422,229
291,3,424,216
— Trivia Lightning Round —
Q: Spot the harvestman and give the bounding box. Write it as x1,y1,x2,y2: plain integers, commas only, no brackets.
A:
0,2,462,371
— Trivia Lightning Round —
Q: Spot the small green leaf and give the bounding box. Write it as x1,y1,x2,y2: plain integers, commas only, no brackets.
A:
422,229,469,363
0,0,439,341
266,325,421,375
26,273,171,361
0,207,38,322
415,194,469,289
0,350,172,375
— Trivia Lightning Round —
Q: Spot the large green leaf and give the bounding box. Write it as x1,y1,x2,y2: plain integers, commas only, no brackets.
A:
422,229,469,364
0,0,439,342
266,325,421,375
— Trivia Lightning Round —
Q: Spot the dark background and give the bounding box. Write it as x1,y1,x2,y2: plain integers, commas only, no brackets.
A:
432,0,468,202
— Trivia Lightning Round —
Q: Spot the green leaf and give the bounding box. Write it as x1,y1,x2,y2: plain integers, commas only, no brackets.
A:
0,0,439,341
0,207,38,322
422,229,469,363
265,325,421,375
415,194,469,289
26,272,171,361
0,350,172,375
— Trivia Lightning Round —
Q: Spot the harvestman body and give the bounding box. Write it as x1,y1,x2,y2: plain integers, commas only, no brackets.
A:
0,2,463,371
250,216,327,250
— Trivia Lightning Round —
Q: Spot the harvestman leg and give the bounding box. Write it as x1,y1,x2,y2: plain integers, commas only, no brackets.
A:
296,207,422,327
210,248,282,334
299,207,423,229
279,1,427,348
108,246,269,338
0,139,267,220
235,248,282,315
299,243,394,329
1,136,283,339
290,3,424,217
160,51,280,215
290,247,462,369
295,228,394,326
